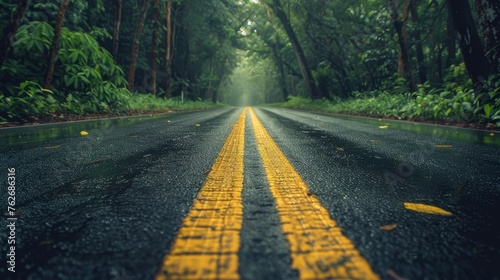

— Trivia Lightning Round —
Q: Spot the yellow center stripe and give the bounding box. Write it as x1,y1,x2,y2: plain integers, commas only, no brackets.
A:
249,108,379,280
156,108,247,280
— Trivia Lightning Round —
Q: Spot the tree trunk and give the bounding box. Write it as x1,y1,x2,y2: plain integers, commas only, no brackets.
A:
410,0,427,84
182,25,190,96
389,0,416,92
127,0,149,92
448,0,491,94
213,59,227,104
0,0,30,68
396,0,410,77
206,55,215,101
446,2,457,67
475,0,500,73
273,45,288,101
43,0,69,90
212,76,223,104
150,0,160,95
112,0,122,59
268,0,323,99
165,0,172,99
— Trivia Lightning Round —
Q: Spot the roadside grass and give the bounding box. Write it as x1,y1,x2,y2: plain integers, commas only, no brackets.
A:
279,89,500,127
278,65,500,126
127,93,222,112
0,83,222,123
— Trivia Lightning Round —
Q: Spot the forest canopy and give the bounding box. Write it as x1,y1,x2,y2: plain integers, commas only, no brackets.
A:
1,0,499,125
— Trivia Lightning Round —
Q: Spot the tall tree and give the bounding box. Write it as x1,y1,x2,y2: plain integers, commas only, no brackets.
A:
206,55,215,101
410,0,427,84
446,2,457,67
266,6,289,101
266,0,323,99
448,0,491,94
43,0,70,90
150,0,160,95
388,0,416,92
112,0,122,59
475,0,500,73
0,0,30,68
165,0,172,99
127,0,150,92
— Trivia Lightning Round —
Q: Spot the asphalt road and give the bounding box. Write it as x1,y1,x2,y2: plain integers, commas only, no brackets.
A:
0,107,499,280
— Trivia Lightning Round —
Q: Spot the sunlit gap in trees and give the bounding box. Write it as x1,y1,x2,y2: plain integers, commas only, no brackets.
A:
220,50,281,107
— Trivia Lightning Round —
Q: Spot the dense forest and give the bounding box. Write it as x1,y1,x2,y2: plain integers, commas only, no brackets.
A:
0,0,499,126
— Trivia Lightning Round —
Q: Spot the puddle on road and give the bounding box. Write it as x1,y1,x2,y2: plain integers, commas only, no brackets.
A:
0,116,164,147
323,114,500,147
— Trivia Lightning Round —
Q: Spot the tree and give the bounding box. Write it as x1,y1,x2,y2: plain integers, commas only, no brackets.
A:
0,0,30,68
165,0,172,99
448,0,491,95
475,0,500,73
266,0,323,99
150,0,160,95
112,0,122,59
410,0,427,84
43,0,70,90
388,0,415,92
127,0,150,92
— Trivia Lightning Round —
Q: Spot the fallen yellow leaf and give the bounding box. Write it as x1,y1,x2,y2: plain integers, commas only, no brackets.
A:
404,202,452,216
434,144,452,148
336,147,344,151
387,269,408,280
43,145,61,149
380,224,397,231
489,132,494,137
195,124,201,127
379,125,389,129
167,120,171,123
80,131,89,136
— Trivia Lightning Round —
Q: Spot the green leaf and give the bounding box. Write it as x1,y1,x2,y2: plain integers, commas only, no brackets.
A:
462,102,472,112
484,104,492,118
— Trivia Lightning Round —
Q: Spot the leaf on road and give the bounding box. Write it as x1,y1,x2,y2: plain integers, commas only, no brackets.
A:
489,132,494,137
370,140,381,142
195,124,201,127
80,131,89,136
336,147,344,151
4,210,22,218
167,120,171,123
434,144,452,148
379,125,389,129
380,224,397,231
43,145,61,149
404,202,452,216
387,269,408,280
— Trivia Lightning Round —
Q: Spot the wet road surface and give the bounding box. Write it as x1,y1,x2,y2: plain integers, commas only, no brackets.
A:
0,107,499,279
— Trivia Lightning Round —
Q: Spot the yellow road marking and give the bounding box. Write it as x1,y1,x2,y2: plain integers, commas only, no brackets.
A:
156,108,247,280
249,108,379,280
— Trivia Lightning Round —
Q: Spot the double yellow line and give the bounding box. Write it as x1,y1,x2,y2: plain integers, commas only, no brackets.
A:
156,107,378,279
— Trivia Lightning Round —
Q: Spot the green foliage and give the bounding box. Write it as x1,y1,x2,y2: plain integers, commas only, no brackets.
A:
443,63,473,92
280,84,498,126
0,81,57,121
473,74,500,124
127,94,222,112
2,21,131,119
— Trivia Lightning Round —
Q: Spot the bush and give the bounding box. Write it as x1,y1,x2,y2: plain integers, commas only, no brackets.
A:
0,81,57,121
